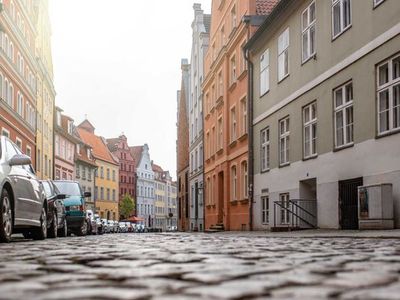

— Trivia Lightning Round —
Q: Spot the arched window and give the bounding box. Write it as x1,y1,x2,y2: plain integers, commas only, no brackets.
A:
17,92,23,116
9,42,14,62
231,165,237,201
0,73,3,99
10,1,16,20
4,79,9,102
241,161,248,199
8,83,13,107
17,13,21,29
4,35,9,57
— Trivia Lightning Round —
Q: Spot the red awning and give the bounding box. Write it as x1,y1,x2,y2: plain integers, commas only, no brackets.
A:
127,216,144,222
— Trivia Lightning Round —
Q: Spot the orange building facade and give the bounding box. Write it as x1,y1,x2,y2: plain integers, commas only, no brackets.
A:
203,0,276,230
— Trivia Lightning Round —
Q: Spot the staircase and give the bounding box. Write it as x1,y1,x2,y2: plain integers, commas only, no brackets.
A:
206,223,225,233
271,199,317,231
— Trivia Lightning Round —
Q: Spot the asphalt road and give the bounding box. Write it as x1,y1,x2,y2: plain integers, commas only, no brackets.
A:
0,232,400,299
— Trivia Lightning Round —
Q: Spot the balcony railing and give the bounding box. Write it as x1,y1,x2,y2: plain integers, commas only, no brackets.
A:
273,198,317,229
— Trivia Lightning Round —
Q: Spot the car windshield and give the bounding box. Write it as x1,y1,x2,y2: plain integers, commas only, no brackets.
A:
53,181,81,197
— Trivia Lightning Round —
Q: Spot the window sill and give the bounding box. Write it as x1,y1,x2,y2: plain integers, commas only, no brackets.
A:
230,200,238,205
228,81,237,92
260,168,270,174
238,133,248,142
229,140,237,148
278,74,289,84
303,154,318,161
333,143,354,152
376,128,400,139
332,25,352,42
217,148,223,155
205,113,210,120
239,198,249,204
301,53,317,66
216,96,224,108
279,162,290,168
260,89,270,99
229,26,237,39
237,70,247,81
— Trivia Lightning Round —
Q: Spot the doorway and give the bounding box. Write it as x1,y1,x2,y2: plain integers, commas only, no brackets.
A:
218,172,224,224
339,177,363,229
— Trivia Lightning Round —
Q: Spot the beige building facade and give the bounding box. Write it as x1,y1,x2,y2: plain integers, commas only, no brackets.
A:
247,0,400,230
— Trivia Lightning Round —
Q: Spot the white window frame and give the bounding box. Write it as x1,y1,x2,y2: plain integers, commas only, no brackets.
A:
377,55,400,135
278,28,289,82
261,195,269,224
301,1,316,63
26,145,31,158
242,161,248,199
15,137,22,150
261,127,270,172
334,82,354,148
231,165,237,201
1,128,10,138
218,117,223,150
279,117,290,166
332,0,352,39
303,102,317,158
230,55,236,84
230,106,236,142
373,0,385,8
280,193,290,225
260,49,270,95
241,97,247,135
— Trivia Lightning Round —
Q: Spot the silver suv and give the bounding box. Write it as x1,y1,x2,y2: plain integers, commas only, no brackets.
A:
0,136,47,242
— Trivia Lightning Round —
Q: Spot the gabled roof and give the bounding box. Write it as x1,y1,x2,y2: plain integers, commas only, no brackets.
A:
77,127,118,166
256,0,280,15
129,146,143,167
78,119,95,134
152,163,164,173
106,138,120,152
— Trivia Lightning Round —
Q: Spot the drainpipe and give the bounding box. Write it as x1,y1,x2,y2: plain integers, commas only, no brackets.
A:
243,16,254,231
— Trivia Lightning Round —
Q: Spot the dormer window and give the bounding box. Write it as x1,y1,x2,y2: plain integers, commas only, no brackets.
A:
56,111,61,126
76,144,80,154
87,148,91,159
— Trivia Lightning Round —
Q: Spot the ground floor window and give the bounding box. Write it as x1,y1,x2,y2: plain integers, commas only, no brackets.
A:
261,196,269,224
280,193,290,225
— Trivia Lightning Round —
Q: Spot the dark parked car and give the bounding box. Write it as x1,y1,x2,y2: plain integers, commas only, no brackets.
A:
41,180,68,238
53,181,91,236
0,136,47,242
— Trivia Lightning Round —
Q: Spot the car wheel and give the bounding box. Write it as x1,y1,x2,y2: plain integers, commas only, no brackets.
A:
32,207,47,240
76,221,88,236
58,219,67,238
0,189,13,243
48,213,58,239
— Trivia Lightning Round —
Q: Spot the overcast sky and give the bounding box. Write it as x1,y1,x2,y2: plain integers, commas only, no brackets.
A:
49,0,212,179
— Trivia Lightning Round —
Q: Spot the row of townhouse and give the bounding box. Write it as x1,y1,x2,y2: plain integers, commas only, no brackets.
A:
0,0,54,179
177,0,400,231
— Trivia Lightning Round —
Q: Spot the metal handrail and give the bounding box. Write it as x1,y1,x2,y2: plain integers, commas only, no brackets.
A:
273,198,317,229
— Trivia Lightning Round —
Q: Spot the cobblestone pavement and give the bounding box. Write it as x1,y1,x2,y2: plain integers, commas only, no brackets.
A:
1,233,400,300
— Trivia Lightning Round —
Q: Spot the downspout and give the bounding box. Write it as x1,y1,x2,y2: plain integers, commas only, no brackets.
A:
243,17,254,231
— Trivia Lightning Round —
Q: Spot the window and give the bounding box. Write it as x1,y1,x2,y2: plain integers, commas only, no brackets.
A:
231,166,237,201
218,117,223,150
242,161,248,198
260,49,270,95
112,170,116,181
107,188,110,201
218,71,223,98
230,55,236,84
373,0,385,7
240,41,247,73
241,97,247,135
112,189,116,201
231,5,237,31
106,168,110,180
303,102,317,158
377,56,400,135
261,196,269,224
332,0,351,38
17,92,23,116
302,1,316,62
206,132,210,159
100,166,104,178
261,127,270,171
15,137,22,150
67,120,73,134
278,28,289,81
334,82,354,147
230,107,236,142
279,118,290,165
280,193,290,224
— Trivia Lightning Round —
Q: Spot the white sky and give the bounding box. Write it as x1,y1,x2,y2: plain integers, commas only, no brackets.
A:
49,0,212,179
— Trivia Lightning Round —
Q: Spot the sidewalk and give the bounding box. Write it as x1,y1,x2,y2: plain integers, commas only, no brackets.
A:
211,229,400,239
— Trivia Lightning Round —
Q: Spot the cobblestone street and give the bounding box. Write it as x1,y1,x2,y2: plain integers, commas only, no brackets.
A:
1,233,400,299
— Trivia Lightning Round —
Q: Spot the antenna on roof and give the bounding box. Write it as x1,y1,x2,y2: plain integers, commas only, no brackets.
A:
84,114,88,120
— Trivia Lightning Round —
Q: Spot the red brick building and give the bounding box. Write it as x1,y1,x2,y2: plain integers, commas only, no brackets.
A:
177,59,190,231
0,0,38,164
107,135,137,219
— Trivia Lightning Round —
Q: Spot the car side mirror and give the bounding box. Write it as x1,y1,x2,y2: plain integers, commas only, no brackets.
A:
83,192,91,198
9,154,32,166
57,194,66,200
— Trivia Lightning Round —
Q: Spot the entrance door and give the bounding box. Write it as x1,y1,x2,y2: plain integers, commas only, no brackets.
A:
339,177,363,229
217,172,224,224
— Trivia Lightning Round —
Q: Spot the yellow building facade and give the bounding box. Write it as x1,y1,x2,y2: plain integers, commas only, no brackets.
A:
35,0,54,179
